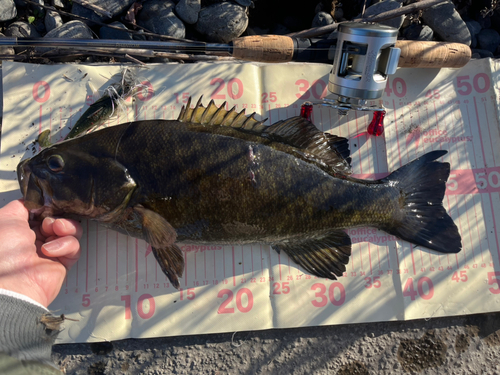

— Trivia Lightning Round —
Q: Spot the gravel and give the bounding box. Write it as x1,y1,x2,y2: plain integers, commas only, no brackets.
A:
52,311,500,374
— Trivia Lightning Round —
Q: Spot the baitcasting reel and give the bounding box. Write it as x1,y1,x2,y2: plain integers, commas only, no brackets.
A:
312,22,401,135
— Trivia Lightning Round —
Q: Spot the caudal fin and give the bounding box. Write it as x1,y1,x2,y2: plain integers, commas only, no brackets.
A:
380,150,462,253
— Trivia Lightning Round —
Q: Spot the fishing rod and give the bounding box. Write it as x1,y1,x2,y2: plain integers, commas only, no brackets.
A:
0,34,470,68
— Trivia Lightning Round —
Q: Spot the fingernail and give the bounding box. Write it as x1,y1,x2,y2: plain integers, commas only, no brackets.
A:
45,217,55,225
57,219,66,231
44,240,61,253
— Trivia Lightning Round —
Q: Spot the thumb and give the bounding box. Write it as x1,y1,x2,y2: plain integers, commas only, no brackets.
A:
0,200,29,222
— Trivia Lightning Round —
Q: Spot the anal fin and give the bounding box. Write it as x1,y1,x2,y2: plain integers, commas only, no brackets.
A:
134,205,184,289
272,230,351,279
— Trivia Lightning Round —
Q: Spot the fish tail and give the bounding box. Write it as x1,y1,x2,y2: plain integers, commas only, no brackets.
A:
380,150,461,253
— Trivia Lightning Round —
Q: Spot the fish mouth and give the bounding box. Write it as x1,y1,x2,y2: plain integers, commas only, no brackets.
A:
17,158,30,199
17,158,54,219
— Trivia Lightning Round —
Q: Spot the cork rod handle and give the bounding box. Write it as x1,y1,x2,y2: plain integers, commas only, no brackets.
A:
396,40,471,69
232,35,295,63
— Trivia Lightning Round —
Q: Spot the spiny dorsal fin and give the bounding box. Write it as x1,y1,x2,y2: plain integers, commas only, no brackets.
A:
178,96,351,174
177,96,268,133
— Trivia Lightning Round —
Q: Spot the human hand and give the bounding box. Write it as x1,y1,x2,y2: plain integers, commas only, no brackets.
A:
0,200,82,308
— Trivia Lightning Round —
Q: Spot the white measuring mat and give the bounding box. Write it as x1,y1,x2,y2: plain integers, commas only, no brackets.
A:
1,60,499,343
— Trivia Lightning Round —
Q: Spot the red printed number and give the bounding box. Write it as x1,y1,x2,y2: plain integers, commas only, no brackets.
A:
121,295,131,320
82,294,90,307
174,92,190,104
384,77,407,98
402,277,434,301
311,282,345,307
33,81,51,103
488,272,500,294
262,92,277,103
210,78,244,100
217,288,254,314
451,270,468,282
272,282,290,294
137,81,154,101
364,276,381,289
456,73,490,95
121,294,156,320
295,79,327,100
137,294,155,319
425,89,440,99
476,171,500,190
180,288,195,300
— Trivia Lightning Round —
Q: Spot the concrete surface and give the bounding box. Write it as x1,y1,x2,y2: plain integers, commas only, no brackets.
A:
52,311,500,374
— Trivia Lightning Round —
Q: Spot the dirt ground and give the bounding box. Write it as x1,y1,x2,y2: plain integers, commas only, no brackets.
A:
52,311,500,374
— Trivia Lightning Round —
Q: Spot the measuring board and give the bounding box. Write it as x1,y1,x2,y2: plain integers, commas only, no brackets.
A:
1,60,499,343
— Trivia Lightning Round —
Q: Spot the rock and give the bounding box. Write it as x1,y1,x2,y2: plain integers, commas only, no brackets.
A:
466,20,482,38
312,11,333,27
5,21,41,38
363,0,403,29
333,7,343,20
0,32,15,58
402,23,422,40
132,29,147,41
6,22,41,53
107,0,137,16
175,0,200,25
74,0,135,18
477,14,491,30
470,35,478,48
471,48,494,58
52,0,66,8
477,28,500,53
418,25,434,41
13,0,26,8
422,1,471,45
466,20,481,48
29,0,45,16
0,0,17,22
45,7,63,32
196,2,248,43
37,20,93,55
71,3,107,26
44,19,93,38
137,0,185,39
99,21,133,40
234,0,251,6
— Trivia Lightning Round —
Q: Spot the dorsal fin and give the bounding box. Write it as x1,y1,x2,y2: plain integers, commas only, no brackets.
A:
264,117,352,174
178,97,351,174
177,96,268,133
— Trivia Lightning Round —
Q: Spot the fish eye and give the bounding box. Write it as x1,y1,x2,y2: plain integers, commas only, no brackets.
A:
47,155,65,172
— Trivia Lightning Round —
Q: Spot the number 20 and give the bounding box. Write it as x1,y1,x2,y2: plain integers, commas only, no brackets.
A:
217,288,253,314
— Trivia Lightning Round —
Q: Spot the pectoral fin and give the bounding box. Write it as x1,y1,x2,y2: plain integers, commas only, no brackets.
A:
272,230,351,279
134,205,184,289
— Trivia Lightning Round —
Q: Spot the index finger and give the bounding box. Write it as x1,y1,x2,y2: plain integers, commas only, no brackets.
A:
53,218,83,240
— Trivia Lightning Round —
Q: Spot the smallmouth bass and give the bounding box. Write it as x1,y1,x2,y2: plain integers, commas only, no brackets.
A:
17,98,462,288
